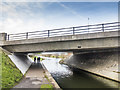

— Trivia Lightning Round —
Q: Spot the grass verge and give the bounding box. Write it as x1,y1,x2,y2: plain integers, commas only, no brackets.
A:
1,50,23,88
41,84,53,89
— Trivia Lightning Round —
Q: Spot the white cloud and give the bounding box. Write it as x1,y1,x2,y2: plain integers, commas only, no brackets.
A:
0,2,46,34
0,1,118,35
1,18,45,34
1,2,33,18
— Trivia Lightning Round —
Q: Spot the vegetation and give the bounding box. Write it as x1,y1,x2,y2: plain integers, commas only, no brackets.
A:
59,59,64,64
44,75,50,82
1,50,23,88
40,58,45,61
31,56,45,62
50,55,56,58
40,75,53,89
41,84,53,89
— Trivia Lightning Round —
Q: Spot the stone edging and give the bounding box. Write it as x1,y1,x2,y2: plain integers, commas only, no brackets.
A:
41,62,61,89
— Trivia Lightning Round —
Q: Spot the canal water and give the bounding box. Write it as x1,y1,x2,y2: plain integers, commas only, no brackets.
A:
41,56,119,89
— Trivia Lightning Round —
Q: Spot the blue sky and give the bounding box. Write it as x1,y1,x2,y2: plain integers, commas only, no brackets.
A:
0,1,118,34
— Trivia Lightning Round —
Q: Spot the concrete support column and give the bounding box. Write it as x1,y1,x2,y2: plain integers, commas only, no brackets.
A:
0,33,7,46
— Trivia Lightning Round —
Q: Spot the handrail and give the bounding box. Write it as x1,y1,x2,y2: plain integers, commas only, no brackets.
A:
7,22,120,41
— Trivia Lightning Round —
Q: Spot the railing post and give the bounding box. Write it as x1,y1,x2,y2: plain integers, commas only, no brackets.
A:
102,24,104,32
26,32,28,39
8,35,9,41
73,27,75,35
88,25,89,33
48,30,50,37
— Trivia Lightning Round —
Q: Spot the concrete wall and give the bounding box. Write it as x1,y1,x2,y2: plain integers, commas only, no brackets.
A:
0,33,7,46
8,53,33,75
2,31,119,53
64,51,120,82
2,31,119,46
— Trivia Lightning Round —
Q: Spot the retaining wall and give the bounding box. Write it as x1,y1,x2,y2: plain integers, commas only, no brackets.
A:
64,51,120,82
8,54,33,75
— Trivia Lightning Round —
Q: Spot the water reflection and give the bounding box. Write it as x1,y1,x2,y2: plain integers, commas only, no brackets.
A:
41,56,119,88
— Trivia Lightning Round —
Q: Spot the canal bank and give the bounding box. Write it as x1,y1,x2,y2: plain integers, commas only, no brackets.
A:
41,56,119,89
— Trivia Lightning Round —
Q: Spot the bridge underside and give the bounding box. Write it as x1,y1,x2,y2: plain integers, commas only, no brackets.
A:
2,47,120,54
2,37,119,53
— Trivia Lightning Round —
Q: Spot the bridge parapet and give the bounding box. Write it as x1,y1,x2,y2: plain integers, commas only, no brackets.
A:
1,31,119,53
2,31,119,46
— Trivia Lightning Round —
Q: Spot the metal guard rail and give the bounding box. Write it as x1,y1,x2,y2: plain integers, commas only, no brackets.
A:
7,22,120,41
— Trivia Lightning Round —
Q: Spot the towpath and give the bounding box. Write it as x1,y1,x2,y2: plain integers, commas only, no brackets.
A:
12,63,54,89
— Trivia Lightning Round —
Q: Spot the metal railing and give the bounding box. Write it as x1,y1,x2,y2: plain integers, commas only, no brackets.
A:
7,22,120,41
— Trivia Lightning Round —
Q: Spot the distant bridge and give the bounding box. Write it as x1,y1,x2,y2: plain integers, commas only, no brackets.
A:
0,22,120,53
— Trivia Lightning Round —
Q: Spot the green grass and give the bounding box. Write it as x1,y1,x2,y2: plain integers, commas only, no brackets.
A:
50,56,56,58
1,50,23,88
41,84,53,89
42,75,54,89
44,75,50,82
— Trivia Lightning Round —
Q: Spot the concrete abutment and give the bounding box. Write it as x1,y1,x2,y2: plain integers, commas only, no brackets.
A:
8,53,33,75
64,51,120,82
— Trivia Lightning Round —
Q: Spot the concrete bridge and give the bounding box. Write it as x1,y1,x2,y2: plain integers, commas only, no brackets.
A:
0,22,120,82
0,31,119,53
0,22,120,53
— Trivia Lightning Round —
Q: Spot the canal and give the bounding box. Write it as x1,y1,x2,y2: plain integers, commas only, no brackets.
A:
41,56,119,89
